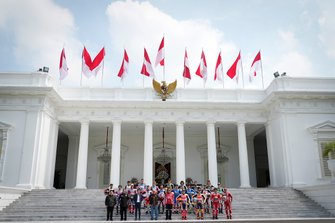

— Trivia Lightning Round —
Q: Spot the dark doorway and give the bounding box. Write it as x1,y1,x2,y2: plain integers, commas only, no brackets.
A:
155,162,171,185
53,130,69,189
253,130,270,187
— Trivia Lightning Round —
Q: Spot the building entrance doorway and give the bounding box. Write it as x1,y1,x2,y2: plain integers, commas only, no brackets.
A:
253,129,270,187
155,162,171,185
53,130,69,189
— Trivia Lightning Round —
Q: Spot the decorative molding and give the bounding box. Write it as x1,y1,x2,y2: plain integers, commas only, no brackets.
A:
55,108,268,123
309,121,335,133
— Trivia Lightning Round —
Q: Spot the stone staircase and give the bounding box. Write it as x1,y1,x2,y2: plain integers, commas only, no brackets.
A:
0,188,332,221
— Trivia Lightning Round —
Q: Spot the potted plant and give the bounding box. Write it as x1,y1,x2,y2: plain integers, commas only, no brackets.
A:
322,142,335,183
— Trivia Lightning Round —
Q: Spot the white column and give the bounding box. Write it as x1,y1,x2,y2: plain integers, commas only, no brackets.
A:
110,121,122,187
265,122,277,187
34,112,50,189
46,120,59,188
143,121,153,186
237,121,251,188
176,121,186,184
66,136,79,188
75,120,89,189
207,121,218,187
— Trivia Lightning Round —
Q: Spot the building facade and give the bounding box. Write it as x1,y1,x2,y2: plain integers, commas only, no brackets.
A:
0,72,334,190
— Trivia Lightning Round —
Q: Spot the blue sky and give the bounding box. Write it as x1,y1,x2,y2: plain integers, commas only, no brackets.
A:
0,0,334,88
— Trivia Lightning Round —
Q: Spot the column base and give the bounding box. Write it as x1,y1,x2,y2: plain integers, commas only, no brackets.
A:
34,185,47,189
74,186,87,189
239,185,251,188
15,184,34,190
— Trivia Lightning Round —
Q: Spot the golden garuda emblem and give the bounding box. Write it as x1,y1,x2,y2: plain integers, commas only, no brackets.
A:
153,79,177,101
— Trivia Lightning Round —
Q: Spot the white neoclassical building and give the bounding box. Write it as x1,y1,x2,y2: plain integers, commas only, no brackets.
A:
0,72,334,190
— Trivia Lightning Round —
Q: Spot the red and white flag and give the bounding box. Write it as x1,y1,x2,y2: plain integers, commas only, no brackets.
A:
140,48,155,78
117,49,129,79
195,50,208,82
82,47,105,78
214,51,223,83
82,47,93,78
155,37,164,67
183,49,191,85
90,47,105,76
59,48,68,80
249,51,262,82
227,51,242,82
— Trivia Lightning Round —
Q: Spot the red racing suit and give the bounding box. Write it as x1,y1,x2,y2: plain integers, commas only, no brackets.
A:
223,191,233,218
210,192,221,217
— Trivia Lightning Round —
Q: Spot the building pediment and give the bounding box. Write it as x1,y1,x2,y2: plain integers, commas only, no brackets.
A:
0,121,12,130
309,120,335,140
309,121,335,133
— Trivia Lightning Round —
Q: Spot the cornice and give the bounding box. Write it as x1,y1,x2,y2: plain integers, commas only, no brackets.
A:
1,73,335,114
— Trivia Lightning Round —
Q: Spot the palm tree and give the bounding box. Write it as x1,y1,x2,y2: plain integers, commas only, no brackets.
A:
322,142,335,158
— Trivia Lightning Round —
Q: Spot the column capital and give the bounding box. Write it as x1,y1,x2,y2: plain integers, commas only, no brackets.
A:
51,117,60,125
206,120,216,125
80,120,90,125
175,120,185,125
144,120,153,125
237,120,247,126
112,120,122,125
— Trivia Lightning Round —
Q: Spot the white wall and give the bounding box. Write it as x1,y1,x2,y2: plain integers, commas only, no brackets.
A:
0,111,27,187
284,113,335,186
298,184,335,215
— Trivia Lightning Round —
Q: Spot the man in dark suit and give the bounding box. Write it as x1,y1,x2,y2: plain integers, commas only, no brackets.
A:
105,190,117,221
133,188,144,220
118,190,129,221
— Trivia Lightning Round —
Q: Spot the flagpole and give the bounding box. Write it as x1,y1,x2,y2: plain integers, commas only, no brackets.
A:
223,77,224,89
163,35,165,82
221,49,224,89
60,43,65,86
163,63,165,82
101,46,105,87
240,51,245,89
142,52,145,88
142,75,144,88
80,45,84,87
260,50,265,89
101,60,105,87
80,65,83,87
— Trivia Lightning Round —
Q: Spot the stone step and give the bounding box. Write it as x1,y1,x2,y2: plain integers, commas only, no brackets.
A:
0,188,332,221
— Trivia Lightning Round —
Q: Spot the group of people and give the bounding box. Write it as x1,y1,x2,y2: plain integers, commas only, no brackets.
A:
104,179,233,221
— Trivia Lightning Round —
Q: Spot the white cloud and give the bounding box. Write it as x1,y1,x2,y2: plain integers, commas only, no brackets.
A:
105,0,238,88
273,30,314,77
276,51,312,77
0,0,82,86
278,30,299,50
318,1,335,60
